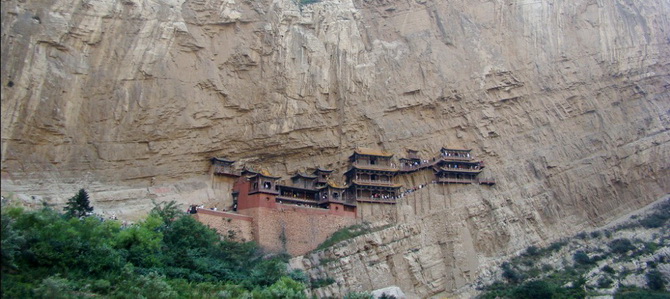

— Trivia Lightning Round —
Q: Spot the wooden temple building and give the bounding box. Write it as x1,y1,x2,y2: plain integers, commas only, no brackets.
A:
209,146,494,214
345,148,402,204
202,148,494,255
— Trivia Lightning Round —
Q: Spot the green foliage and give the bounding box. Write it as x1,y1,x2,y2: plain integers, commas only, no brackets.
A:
639,201,670,229
511,280,554,299
523,245,540,257
501,262,524,284
344,291,374,299
63,189,93,218
615,286,670,299
251,276,307,299
314,223,390,252
547,240,568,253
609,238,636,254
299,0,320,5
602,265,616,274
1,212,25,271
310,277,335,288
150,200,183,225
32,274,77,299
597,276,614,288
1,205,307,298
646,269,666,291
573,251,593,266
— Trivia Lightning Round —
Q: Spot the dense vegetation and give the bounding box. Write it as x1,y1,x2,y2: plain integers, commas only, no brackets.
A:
478,200,670,299
1,193,309,298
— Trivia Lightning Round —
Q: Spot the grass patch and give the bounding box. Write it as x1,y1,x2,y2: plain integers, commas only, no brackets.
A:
313,223,390,252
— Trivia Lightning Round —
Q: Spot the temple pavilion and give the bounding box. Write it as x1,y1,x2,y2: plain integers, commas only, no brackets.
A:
345,148,401,204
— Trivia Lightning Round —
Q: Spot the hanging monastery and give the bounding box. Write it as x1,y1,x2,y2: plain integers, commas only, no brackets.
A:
194,148,495,255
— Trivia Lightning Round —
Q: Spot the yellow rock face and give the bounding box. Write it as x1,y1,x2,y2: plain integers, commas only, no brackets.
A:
1,0,669,294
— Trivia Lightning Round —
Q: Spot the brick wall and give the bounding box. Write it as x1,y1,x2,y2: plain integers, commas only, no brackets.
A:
194,209,254,242
244,204,357,256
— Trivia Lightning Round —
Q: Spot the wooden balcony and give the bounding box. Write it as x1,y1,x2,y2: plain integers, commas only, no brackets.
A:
351,162,398,172
276,196,321,205
351,179,402,188
356,197,397,204
436,177,475,184
248,187,279,195
212,165,241,177
437,166,482,174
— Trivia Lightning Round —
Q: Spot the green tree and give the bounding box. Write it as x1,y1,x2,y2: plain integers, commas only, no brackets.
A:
63,189,93,218
1,210,25,271
251,276,307,299
512,280,555,299
150,200,183,225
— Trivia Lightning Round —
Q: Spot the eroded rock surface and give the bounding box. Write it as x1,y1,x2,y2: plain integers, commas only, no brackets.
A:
1,0,669,295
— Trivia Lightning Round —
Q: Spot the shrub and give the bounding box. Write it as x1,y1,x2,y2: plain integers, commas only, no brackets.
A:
573,251,593,265
512,280,555,299
310,277,335,288
523,245,540,257
597,276,613,288
590,231,602,238
32,275,76,299
646,270,666,291
609,238,635,254
314,224,373,251
602,265,616,274
344,291,373,299
547,240,568,252
501,262,524,284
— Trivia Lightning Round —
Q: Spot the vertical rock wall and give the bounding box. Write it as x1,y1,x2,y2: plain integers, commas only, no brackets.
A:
1,0,669,295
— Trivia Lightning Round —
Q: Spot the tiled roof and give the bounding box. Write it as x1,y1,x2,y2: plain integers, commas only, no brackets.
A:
440,147,471,152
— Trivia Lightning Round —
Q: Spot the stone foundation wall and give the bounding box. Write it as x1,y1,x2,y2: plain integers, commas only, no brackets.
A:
194,209,254,242
244,204,357,256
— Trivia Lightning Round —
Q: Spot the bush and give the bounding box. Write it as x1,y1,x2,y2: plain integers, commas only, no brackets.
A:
597,276,613,288
547,240,568,252
1,205,303,298
602,265,616,274
314,224,372,251
646,270,666,291
523,245,540,257
310,277,335,288
573,251,593,265
512,280,555,299
615,286,670,299
609,238,636,254
344,291,373,299
501,262,524,284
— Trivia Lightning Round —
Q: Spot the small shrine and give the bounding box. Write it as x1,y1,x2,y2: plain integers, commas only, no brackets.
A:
210,157,240,177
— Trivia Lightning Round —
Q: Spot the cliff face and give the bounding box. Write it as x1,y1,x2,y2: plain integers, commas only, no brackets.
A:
1,0,669,295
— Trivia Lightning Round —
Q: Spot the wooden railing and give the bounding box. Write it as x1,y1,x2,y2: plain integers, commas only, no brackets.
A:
276,195,318,202
249,187,279,194
213,165,241,176
356,197,397,204
351,179,399,187
437,167,482,174
351,161,398,171
436,177,475,184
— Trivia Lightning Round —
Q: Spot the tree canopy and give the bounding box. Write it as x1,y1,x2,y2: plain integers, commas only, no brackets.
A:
2,199,308,298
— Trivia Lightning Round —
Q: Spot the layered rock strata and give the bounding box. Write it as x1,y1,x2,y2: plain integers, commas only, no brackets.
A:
1,0,669,295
